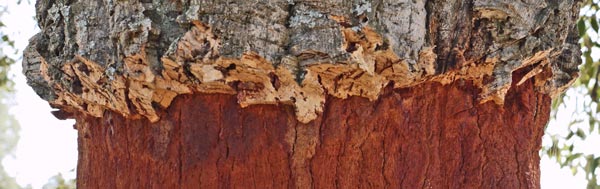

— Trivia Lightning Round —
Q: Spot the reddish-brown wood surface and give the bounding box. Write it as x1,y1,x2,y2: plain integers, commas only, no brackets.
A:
76,75,550,188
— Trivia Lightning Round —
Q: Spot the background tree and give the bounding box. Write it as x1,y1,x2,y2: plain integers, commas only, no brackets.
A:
42,173,75,189
0,4,22,189
1,1,76,188
545,0,600,188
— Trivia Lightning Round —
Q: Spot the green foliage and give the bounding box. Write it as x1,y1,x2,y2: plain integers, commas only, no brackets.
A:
545,0,600,188
0,3,23,189
42,173,76,189
0,6,14,92
0,91,21,189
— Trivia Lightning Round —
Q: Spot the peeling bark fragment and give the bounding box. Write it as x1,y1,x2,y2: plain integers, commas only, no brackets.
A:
24,0,581,123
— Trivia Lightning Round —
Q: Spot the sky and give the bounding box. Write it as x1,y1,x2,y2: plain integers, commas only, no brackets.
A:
1,1,77,189
541,88,597,189
0,1,595,189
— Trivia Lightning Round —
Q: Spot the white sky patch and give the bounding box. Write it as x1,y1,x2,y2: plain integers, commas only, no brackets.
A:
541,88,590,188
1,1,77,189
0,1,594,189
541,155,587,189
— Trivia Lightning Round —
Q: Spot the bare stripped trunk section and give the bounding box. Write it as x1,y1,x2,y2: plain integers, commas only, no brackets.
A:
23,0,580,188
77,74,549,188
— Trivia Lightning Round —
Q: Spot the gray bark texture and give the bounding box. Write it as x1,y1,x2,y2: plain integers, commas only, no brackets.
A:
23,0,580,123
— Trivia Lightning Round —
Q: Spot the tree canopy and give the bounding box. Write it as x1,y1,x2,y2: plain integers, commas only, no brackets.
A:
545,0,600,188
0,4,20,189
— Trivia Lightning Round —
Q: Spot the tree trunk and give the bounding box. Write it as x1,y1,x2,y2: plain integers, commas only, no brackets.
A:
23,0,580,188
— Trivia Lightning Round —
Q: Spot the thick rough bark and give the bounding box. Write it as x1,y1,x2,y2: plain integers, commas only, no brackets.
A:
24,0,579,123
23,0,580,188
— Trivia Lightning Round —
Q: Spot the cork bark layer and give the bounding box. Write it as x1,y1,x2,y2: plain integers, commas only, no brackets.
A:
24,0,579,123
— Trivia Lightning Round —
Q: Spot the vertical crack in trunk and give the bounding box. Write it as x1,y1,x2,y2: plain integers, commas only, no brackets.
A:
122,115,132,188
177,100,183,189
473,85,485,189
381,118,390,188
514,143,522,189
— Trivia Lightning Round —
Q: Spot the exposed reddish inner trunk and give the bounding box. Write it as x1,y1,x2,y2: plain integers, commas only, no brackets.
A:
76,75,550,188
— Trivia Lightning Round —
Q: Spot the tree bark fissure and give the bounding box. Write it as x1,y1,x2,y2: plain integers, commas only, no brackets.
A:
177,104,183,189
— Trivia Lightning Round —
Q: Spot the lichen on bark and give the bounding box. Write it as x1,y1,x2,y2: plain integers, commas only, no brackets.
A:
24,0,580,123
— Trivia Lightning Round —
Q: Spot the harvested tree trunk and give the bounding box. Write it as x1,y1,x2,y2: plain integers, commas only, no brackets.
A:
75,78,551,188
23,0,581,188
